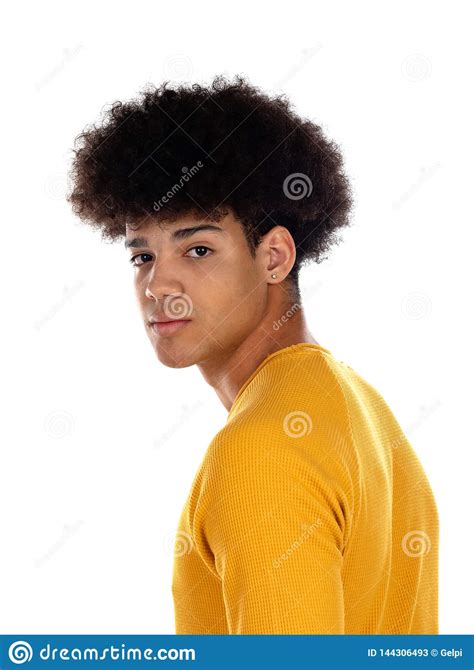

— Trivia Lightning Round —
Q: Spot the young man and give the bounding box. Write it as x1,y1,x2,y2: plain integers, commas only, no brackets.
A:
67,75,438,634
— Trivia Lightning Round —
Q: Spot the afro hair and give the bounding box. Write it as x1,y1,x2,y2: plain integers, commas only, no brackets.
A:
67,74,354,295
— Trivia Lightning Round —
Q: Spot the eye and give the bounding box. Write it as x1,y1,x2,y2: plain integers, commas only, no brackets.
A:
185,245,213,258
129,253,153,267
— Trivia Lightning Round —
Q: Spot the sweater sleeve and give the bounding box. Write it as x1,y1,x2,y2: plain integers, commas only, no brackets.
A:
192,418,354,634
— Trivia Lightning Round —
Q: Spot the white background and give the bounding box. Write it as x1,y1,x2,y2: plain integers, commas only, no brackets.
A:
1,0,472,634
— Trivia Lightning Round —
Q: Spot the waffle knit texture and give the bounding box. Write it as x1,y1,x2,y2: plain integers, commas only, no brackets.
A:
172,343,438,634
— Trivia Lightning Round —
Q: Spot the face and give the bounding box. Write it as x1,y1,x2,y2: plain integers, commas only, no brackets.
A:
125,210,272,368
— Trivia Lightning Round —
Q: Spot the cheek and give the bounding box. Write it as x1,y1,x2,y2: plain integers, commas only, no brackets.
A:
134,273,145,297
206,271,245,306
209,278,266,327
218,255,259,292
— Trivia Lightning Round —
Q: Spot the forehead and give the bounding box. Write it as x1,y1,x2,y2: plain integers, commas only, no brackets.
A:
125,211,203,234
124,210,239,247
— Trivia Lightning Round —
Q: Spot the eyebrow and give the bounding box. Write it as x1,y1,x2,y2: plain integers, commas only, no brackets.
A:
124,224,225,249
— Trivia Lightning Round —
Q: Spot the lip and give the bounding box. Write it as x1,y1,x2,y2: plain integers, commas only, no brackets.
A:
149,319,191,336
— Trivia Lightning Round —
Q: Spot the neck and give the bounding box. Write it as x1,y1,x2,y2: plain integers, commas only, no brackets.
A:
197,291,319,412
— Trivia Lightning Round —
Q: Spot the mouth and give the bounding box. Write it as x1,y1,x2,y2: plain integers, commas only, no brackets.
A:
148,319,192,336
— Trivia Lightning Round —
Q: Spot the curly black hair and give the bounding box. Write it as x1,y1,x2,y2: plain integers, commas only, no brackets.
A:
67,74,354,296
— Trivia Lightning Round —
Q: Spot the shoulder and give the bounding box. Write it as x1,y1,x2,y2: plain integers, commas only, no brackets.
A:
200,378,356,509
193,392,356,564
190,345,358,508
220,347,357,467
230,346,352,432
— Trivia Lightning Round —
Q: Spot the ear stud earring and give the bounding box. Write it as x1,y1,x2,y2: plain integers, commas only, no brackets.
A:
271,273,277,279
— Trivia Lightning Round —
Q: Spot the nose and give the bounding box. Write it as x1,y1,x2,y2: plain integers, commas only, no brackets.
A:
143,257,185,302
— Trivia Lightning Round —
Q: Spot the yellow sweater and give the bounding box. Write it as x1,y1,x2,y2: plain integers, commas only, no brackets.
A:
172,343,438,634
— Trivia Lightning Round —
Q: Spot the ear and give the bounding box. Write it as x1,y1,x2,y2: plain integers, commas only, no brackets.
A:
260,225,296,281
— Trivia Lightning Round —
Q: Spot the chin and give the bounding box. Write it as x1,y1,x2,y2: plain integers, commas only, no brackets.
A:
154,346,197,369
